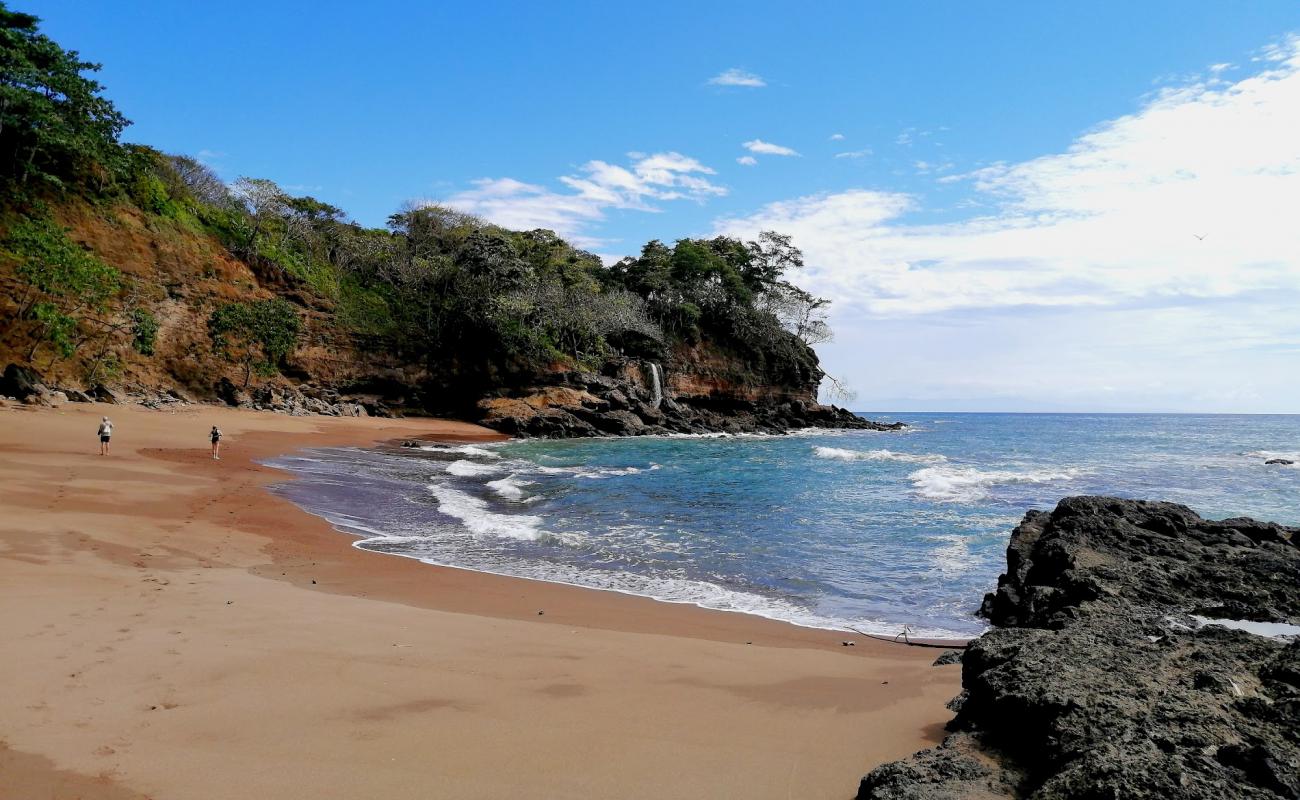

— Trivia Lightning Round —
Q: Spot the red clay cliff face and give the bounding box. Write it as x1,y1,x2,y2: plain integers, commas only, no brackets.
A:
0,199,428,409
3,199,879,434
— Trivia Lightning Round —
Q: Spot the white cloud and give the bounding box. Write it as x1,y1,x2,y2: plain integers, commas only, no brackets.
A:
912,160,953,174
708,68,766,87
442,152,725,248
829,133,845,141
717,37,1300,410
834,148,872,159
719,39,1300,315
742,139,800,156
737,156,758,166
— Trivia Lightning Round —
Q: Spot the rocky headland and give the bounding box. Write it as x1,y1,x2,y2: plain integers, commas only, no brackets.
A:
860,496,1300,799
474,358,901,437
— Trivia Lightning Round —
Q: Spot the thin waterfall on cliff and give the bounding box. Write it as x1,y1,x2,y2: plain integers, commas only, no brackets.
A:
647,363,663,408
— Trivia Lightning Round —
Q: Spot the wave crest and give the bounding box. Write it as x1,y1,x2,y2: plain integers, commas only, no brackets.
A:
910,465,1082,502
814,446,947,464
446,460,503,477
428,484,545,540
485,474,538,501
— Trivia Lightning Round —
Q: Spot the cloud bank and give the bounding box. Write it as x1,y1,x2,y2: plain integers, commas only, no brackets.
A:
719,37,1300,316
717,36,1300,410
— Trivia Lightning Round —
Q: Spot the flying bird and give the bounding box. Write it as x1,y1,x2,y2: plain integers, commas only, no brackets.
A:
1192,233,1207,241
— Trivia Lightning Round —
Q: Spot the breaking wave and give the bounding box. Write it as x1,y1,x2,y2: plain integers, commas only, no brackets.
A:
420,443,502,458
427,484,546,540
814,446,947,464
446,460,504,477
485,474,537,501
910,465,1083,503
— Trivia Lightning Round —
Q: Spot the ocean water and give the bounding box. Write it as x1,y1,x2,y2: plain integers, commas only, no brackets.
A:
265,413,1300,639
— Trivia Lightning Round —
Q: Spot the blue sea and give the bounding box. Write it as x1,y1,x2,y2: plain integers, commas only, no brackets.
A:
265,413,1300,639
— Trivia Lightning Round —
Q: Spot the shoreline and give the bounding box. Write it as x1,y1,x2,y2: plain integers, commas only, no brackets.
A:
267,430,974,646
0,402,961,799
246,428,967,649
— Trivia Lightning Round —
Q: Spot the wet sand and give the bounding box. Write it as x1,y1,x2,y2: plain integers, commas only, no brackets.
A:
0,401,959,799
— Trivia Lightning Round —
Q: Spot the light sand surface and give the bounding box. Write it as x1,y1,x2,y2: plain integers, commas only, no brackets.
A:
0,401,959,799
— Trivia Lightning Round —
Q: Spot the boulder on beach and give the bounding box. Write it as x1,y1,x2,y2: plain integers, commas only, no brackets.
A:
859,496,1300,800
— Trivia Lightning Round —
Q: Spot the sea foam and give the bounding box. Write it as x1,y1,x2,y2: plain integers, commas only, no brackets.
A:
427,484,545,540
420,443,502,458
910,465,1082,502
485,474,537,501
814,446,947,464
446,459,503,477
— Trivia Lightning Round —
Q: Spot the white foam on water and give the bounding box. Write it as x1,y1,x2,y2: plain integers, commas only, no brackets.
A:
910,465,1083,503
485,474,536,501
533,463,660,479
446,459,503,477
928,534,972,576
427,484,545,541
814,446,947,464
1190,616,1300,640
1244,450,1299,466
420,444,502,458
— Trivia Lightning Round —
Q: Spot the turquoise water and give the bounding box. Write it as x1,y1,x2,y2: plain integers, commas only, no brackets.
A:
266,413,1300,638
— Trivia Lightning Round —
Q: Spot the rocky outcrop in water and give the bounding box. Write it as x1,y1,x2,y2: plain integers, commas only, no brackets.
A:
476,363,902,437
859,496,1300,800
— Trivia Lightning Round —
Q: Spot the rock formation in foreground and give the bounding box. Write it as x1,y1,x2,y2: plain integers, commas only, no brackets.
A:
860,496,1300,800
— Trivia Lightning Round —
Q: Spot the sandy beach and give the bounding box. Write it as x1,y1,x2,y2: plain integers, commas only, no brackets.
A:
0,402,959,800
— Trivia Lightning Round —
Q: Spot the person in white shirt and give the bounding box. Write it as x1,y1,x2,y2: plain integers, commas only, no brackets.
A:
97,417,113,456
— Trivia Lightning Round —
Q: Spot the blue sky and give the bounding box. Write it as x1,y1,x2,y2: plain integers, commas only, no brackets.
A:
28,1,1300,412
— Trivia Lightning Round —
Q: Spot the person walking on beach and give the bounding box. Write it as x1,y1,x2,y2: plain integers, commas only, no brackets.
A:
97,416,113,456
210,425,222,460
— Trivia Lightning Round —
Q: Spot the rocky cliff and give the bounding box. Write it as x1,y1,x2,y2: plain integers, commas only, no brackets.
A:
1,198,894,435
475,347,900,437
859,497,1300,800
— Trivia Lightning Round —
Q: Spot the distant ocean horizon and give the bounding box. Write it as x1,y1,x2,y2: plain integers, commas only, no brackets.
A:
266,412,1300,639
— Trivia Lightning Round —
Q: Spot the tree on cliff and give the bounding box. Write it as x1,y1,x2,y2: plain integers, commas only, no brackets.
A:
0,2,129,192
5,216,123,364
207,299,302,388
602,232,827,384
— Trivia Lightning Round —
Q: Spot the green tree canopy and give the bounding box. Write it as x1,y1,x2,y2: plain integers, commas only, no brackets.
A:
207,298,302,387
0,2,129,192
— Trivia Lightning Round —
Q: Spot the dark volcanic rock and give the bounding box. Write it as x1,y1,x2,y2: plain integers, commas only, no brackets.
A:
859,497,1300,800
214,377,250,407
88,383,123,404
1265,459,1294,466
1,363,47,400
931,650,964,666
